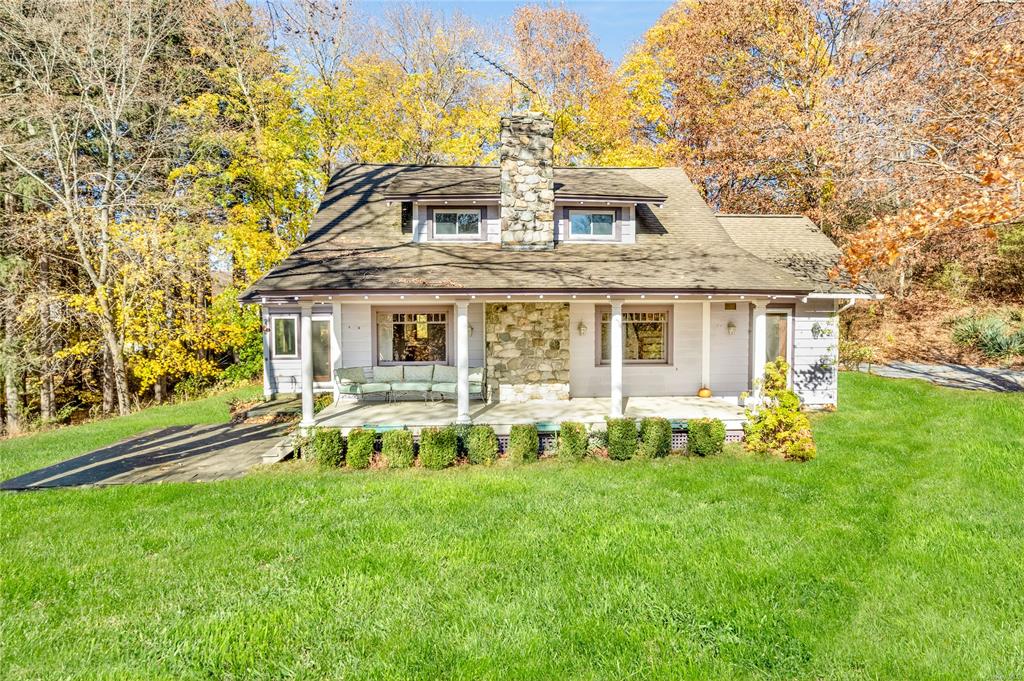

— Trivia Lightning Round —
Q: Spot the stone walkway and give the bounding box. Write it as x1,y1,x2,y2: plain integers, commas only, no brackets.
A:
860,361,1024,392
0,422,289,491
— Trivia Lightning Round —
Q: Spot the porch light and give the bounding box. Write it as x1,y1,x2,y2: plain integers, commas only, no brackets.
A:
727,321,736,336
468,324,474,336
577,321,588,336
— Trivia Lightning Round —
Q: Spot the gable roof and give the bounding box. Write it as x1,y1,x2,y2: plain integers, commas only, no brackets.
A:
717,214,870,294
241,163,854,300
383,166,668,202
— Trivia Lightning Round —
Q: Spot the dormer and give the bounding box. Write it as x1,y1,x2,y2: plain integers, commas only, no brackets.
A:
383,112,667,246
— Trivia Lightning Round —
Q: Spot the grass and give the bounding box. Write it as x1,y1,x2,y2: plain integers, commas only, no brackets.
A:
2,373,1023,679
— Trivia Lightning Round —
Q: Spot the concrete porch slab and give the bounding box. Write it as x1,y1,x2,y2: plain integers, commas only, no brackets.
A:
315,396,745,434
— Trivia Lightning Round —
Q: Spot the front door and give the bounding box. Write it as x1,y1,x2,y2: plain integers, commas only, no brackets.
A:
312,319,331,383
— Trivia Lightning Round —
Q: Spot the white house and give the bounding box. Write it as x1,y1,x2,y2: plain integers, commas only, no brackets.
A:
240,112,875,433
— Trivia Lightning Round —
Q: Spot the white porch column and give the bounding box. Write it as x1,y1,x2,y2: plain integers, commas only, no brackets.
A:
299,302,315,429
330,301,343,402
610,299,623,417
701,300,711,391
456,300,471,424
261,306,272,398
751,300,768,395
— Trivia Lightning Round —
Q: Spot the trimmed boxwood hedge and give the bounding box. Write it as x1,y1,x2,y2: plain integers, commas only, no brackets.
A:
557,422,588,461
606,418,637,460
466,425,499,465
507,424,539,463
346,428,375,469
307,428,343,468
638,417,672,459
688,417,726,456
381,429,414,469
419,425,458,469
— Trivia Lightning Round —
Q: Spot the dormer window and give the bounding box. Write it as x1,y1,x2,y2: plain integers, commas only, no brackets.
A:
569,209,616,240
432,207,481,240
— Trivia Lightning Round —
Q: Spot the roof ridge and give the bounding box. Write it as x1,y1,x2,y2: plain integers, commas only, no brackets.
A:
717,213,808,218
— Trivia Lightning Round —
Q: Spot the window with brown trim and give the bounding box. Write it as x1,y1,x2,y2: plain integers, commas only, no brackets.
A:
597,306,671,364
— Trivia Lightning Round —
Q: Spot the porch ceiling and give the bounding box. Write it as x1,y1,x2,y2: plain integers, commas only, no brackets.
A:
315,396,745,433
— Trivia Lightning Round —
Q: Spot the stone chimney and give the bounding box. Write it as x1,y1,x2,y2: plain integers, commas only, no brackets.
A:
499,112,555,250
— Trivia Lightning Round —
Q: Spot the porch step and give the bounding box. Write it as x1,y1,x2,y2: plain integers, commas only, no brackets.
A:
261,435,297,464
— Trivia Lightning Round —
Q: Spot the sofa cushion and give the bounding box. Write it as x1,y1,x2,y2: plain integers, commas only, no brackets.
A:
335,367,367,385
468,367,485,383
432,365,458,383
372,366,404,383
402,365,434,383
360,382,392,394
337,383,363,395
432,382,482,395
391,382,433,392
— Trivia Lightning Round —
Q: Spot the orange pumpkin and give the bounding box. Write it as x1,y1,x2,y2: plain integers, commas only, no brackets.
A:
697,387,712,398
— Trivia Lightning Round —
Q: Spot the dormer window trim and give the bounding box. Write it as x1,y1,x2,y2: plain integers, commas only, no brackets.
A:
564,206,622,242
429,206,484,241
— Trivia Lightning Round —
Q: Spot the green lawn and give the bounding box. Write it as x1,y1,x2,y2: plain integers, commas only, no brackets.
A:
2,374,1023,679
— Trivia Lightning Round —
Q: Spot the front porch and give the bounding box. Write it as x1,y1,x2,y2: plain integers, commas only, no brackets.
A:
315,395,746,435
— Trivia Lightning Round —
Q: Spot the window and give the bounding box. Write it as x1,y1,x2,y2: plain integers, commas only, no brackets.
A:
766,310,792,365
599,307,669,364
433,208,481,239
570,210,615,239
376,310,449,364
271,315,298,358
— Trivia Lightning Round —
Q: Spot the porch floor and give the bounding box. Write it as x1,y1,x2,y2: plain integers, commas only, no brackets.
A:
315,396,745,434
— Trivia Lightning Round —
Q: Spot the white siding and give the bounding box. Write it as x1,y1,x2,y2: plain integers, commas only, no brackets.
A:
710,302,752,394
792,299,838,407
568,302,703,397
341,303,373,367
468,302,485,366
264,304,333,394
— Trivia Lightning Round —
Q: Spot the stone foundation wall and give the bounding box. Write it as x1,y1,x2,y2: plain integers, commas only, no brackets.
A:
485,303,570,402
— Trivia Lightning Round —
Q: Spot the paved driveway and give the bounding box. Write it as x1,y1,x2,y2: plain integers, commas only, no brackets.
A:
861,361,1024,392
0,422,288,491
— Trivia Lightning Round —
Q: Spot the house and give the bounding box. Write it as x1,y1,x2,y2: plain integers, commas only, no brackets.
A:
240,112,875,433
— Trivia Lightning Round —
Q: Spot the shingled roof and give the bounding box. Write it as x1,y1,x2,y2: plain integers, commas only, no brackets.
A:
242,163,855,300
383,166,668,202
717,214,871,294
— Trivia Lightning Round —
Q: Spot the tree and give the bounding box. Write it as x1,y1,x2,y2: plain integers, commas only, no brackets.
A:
622,0,839,221
0,0,193,415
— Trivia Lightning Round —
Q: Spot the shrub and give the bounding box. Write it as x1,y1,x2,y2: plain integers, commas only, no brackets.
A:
838,339,875,371
381,430,414,469
420,425,458,469
688,418,725,456
952,313,1024,358
507,424,539,463
307,428,344,467
557,422,588,461
466,425,499,465
606,418,637,460
453,423,473,459
638,417,672,459
346,428,375,469
587,427,609,457
744,358,817,461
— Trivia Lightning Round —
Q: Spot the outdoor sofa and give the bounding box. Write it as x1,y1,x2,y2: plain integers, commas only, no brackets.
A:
334,365,485,402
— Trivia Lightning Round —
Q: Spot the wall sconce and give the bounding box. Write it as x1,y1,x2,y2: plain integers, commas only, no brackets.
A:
727,321,736,336
468,324,474,337
577,321,588,336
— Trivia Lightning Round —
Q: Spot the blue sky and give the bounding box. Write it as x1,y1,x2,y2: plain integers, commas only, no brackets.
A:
360,1,676,65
